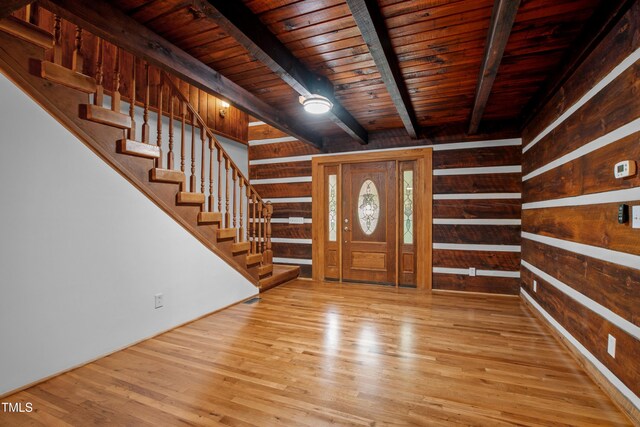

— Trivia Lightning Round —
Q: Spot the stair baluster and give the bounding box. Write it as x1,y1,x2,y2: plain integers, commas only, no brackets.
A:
209,139,214,212
190,110,196,192
127,55,136,140
217,149,223,213
252,193,257,254
141,62,149,143
155,76,163,168
111,46,121,113
239,179,244,243
168,92,174,170
264,202,273,264
232,170,237,234
180,100,185,172
94,38,104,106
71,26,83,73
225,156,230,227
52,15,61,65
200,124,206,195
246,185,252,244
258,200,263,254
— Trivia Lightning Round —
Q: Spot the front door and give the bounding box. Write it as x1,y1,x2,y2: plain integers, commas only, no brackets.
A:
341,161,396,284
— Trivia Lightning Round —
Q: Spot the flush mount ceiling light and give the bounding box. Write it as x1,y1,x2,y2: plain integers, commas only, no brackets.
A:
299,94,333,114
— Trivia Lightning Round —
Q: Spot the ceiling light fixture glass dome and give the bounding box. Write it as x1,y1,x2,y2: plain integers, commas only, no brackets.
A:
300,94,333,114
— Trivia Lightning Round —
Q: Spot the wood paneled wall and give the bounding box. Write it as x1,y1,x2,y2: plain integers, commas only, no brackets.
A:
249,123,319,277
430,143,521,294
249,124,522,290
520,2,639,417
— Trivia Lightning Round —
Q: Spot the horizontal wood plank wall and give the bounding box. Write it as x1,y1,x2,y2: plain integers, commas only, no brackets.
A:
431,144,521,294
249,122,320,277
250,122,522,289
520,2,640,418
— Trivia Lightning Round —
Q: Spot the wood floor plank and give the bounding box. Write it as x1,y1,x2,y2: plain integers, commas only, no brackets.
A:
0,280,631,426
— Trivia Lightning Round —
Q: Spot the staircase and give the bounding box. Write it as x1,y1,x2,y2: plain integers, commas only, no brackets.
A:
0,7,299,291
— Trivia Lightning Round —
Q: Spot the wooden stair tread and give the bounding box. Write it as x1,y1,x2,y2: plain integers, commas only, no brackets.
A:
198,212,222,224
259,265,300,291
216,228,237,240
0,16,53,49
41,62,96,94
117,139,160,159
80,104,131,129
177,192,205,205
231,242,251,254
246,253,262,266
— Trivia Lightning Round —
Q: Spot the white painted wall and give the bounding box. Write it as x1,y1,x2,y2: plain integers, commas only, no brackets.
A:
0,73,257,396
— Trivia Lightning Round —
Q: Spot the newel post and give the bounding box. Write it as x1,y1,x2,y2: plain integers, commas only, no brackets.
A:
263,202,273,264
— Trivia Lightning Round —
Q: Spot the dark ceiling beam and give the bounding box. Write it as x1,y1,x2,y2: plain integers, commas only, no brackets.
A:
346,0,419,139
0,0,32,19
520,0,635,128
38,0,324,150
196,0,368,145
468,0,521,134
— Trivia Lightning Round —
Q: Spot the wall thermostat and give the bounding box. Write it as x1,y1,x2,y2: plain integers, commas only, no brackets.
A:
614,160,637,178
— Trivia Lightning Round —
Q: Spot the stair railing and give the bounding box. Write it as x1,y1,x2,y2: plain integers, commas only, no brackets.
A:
160,72,272,261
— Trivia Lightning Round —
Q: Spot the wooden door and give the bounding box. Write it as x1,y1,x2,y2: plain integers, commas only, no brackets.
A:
341,161,396,284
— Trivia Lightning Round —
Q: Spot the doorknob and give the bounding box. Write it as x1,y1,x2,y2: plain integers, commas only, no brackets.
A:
344,226,350,232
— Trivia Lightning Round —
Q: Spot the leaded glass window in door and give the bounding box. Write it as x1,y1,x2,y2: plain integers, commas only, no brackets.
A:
403,170,414,244
328,174,337,241
357,179,380,235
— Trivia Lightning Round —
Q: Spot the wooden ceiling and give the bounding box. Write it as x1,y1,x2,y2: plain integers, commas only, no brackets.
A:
103,0,617,144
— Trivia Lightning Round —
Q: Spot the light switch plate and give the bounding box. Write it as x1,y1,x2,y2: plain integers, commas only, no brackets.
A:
288,217,304,224
632,206,640,229
533,280,537,293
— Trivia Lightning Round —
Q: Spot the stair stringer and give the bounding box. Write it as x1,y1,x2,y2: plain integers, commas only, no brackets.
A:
0,30,260,285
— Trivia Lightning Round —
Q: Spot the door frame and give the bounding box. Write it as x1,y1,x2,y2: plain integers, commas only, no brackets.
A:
311,148,432,290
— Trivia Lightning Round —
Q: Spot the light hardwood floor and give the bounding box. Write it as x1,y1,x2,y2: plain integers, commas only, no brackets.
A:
0,280,631,426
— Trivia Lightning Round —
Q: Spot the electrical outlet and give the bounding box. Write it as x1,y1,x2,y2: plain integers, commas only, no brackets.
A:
533,280,537,293
154,293,164,309
469,267,476,277
607,334,616,358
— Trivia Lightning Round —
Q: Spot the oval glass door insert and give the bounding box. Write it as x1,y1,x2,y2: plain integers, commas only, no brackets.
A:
358,179,380,234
